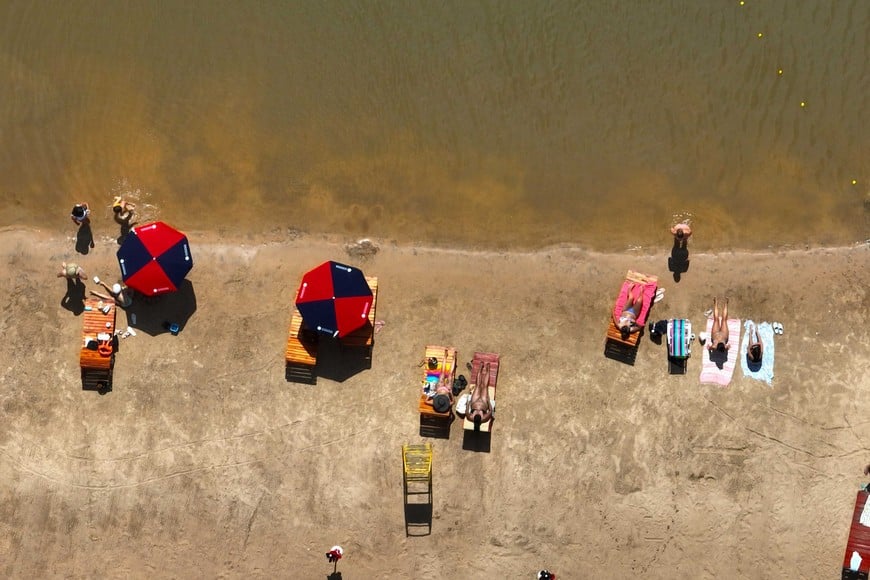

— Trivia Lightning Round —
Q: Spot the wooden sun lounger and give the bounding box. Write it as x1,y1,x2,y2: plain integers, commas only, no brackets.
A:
463,352,500,433
606,270,659,348
80,297,117,390
418,345,457,438
285,285,319,384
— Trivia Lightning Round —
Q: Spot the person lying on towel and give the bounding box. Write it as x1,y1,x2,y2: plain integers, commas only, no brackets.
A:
707,297,731,352
613,283,645,339
467,362,493,431
746,322,763,363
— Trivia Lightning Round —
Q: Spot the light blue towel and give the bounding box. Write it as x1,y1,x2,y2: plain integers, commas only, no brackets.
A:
740,320,775,385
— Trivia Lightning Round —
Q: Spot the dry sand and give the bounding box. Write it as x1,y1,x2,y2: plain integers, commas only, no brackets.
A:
0,226,868,579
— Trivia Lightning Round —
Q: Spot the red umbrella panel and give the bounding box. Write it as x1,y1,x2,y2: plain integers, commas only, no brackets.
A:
116,222,193,296
295,261,373,338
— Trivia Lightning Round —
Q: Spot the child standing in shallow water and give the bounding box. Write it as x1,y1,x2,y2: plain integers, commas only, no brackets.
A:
112,197,136,225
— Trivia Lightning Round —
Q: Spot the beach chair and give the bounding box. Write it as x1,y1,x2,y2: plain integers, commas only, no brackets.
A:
418,346,457,438
842,489,870,579
285,284,319,384
80,297,117,391
666,318,693,374
402,442,433,535
604,270,658,364
463,352,500,433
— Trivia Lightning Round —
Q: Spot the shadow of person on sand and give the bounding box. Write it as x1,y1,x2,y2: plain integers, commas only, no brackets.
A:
116,217,137,246
709,347,728,369
75,223,95,255
61,278,86,315
327,573,342,580
668,237,690,283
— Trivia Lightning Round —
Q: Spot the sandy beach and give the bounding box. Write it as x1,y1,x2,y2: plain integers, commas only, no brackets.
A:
0,226,868,578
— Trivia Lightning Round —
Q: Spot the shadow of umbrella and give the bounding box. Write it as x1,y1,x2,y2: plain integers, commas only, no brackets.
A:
124,280,197,336
313,338,373,383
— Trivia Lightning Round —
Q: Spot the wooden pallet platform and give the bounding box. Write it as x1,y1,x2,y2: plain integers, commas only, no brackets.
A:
80,298,117,371
418,346,456,438
285,307,318,384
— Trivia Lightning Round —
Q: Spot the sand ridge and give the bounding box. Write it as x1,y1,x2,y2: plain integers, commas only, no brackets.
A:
0,227,868,578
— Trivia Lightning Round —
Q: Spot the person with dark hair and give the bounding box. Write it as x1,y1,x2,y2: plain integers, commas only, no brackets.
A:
670,222,692,247
613,283,644,339
467,362,493,431
537,571,557,580
746,322,763,363
70,202,90,226
707,297,730,353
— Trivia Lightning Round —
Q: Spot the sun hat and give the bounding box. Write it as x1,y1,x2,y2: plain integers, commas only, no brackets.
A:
66,263,79,277
432,393,451,413
112,283,122,294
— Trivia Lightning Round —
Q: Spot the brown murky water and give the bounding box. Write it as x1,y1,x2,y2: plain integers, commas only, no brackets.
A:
0,1,867,251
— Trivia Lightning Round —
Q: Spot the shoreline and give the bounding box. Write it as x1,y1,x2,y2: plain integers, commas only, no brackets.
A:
5,223,868,260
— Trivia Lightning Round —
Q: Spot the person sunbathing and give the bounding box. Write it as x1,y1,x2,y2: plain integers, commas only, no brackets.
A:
614,283,644,339
746,322,763,363
427,354,454,413
467,362,493,431
708,297,730,352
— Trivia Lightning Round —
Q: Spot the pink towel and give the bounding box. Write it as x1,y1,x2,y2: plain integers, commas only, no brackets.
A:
699,318,742,386
613,279,658,326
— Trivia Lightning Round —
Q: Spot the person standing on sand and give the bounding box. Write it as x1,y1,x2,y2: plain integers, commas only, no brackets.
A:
71,202,90,226
57,262,86,281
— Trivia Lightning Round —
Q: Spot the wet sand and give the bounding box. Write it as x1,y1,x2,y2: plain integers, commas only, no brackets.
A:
0,226,868,578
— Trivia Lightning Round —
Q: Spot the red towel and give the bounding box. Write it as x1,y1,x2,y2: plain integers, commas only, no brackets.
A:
613,278,658,326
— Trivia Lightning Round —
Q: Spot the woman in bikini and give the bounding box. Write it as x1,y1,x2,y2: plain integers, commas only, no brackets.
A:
613,283,644,339
467,362,493,431
708,297,730,352
746,321,763,364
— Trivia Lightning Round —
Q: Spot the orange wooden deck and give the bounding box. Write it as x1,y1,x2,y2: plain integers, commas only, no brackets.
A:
606,319,641,347
285,308,318,366
80,298,117,370
418,346,456,437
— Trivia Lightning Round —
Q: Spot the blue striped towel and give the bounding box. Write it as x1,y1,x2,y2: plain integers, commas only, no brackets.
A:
740,320,775,385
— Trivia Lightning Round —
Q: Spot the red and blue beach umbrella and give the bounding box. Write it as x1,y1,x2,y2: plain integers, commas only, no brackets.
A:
117,221,193,296
296,261,372,338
